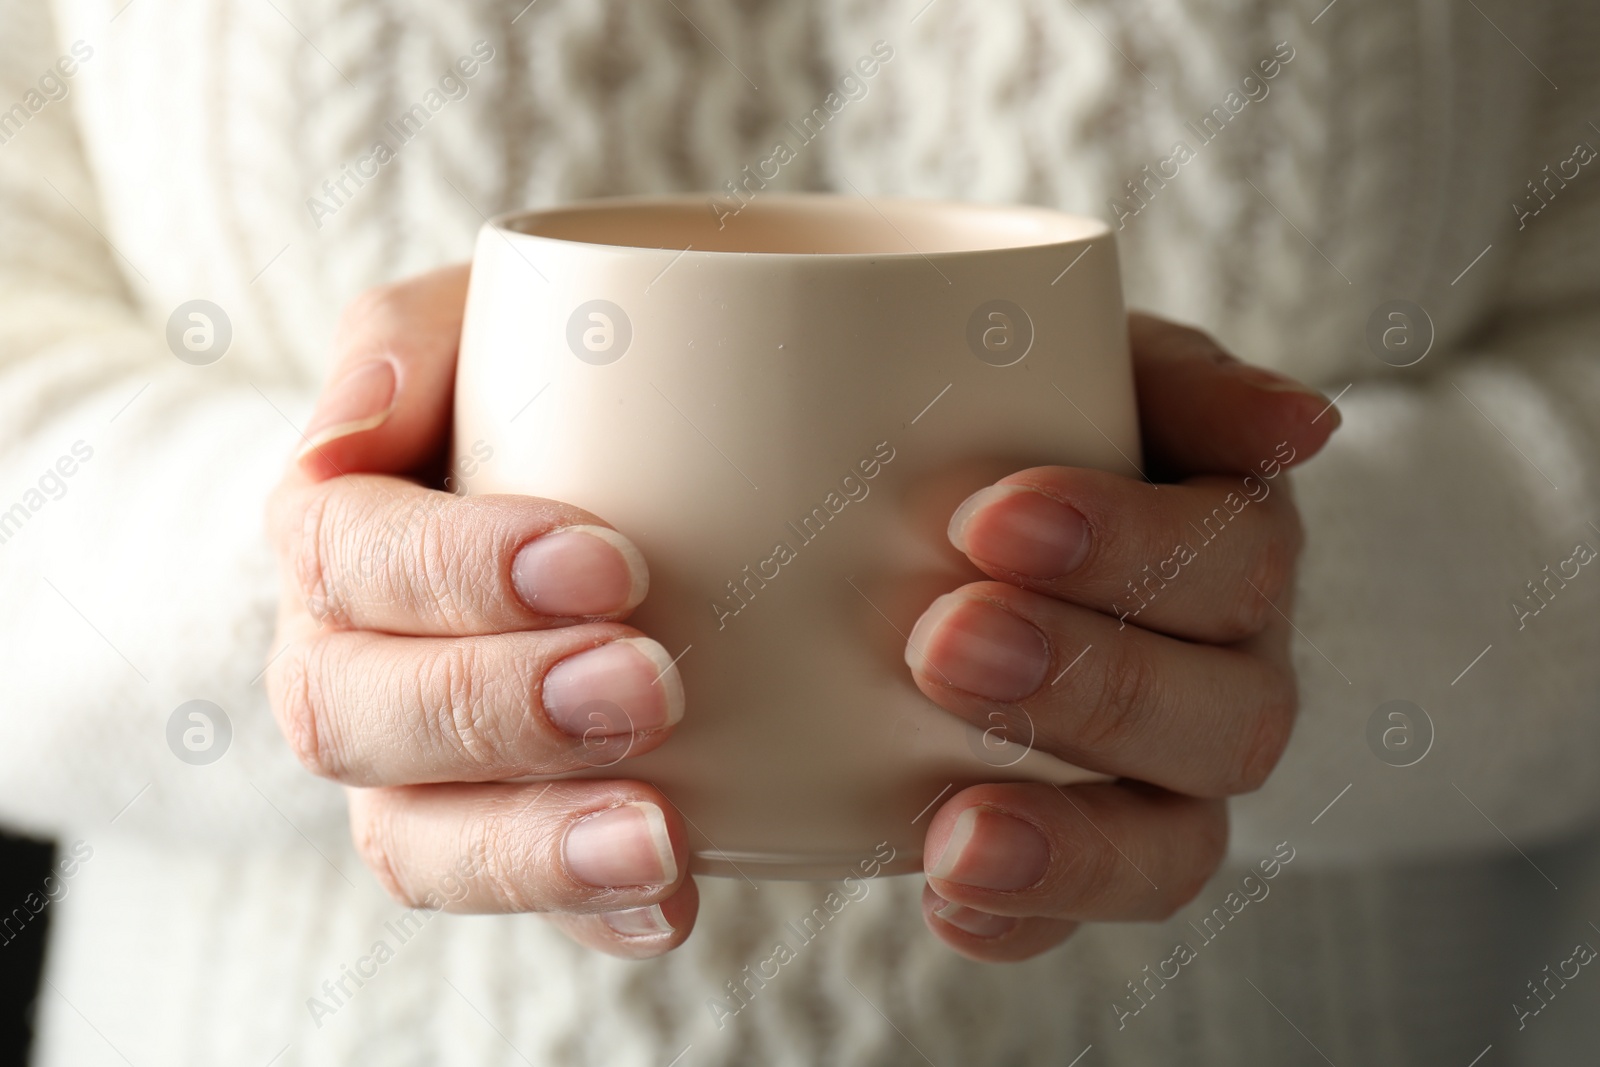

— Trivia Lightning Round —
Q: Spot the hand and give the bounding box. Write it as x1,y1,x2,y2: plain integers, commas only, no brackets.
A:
910,313,1341,961
264,266,696,958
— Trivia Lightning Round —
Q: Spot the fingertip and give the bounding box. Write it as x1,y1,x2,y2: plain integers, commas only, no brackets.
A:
291,397,454,484
1267,387,1342,469
295,421,404,481
294,357,399,475
919,882,1076,962
294,441,350,482
924,882,1019,939
1131,312,1344,478
1320,393,1344,431
560,875,700,959
298,268,472,482
1197,369,1341,478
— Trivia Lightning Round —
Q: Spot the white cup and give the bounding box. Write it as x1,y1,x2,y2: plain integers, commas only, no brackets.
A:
454,194,1140,879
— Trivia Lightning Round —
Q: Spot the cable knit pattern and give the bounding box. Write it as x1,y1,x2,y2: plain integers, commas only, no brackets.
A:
3,0,1600,1063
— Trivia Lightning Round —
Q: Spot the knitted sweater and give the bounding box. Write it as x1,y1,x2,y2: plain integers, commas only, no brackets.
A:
3,0,1599,1063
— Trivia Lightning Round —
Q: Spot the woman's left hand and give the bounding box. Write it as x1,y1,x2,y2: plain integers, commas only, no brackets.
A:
912,313,1341,961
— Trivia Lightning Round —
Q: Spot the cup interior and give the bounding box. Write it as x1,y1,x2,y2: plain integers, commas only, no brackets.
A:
504,194,1105,256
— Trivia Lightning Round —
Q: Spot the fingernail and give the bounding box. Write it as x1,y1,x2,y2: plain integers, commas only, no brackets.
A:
949,485,1091,578
905,594,1049,702
603,903,674,938
565,801,678,887
542,638,684,738
927,807,1050,891
513,525,648,617
932,897,1018,939
297,359,397,459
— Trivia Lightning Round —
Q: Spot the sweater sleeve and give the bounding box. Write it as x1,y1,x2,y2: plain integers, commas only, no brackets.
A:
0,0,347,850
1231,6,1600,864
1231,303,1600,864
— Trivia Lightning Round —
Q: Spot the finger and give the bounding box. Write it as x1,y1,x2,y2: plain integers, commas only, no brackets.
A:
545,877,700,959
905,582,1296,797
921,881,1079,963
1129,312,1340,480
268,474,648,635
271,624,684,786
947,466,1303,642
297,265,470,481
348,780,686,915
923,782,1227,926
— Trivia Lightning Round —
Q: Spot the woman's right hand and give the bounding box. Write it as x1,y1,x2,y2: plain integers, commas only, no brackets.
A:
264,265,697,958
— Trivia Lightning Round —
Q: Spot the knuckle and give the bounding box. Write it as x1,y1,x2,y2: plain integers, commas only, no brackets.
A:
421,642,512,775
1163,809,1230,916
1077,643,1162,755
1251,522,1301,605
1230,669,1299,794
348,795,416,906
372,496,435,599
1221,575,1274,641
397,500,477,630
1054,822,1125,912
473,804,545,912
1218,591,1270,644
274,640,345,780
1223,509,1303,641
291,485,350,628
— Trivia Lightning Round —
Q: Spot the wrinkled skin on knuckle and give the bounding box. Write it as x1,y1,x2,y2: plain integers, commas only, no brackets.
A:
273,639,345,781
1217,583,1274,644
349,793,416,906
1219,549,1287,641
418,641,521,778
403,500,492,630
1190,478,1307,642
1048,820,1125,914
1076,641,1162,757
472,800,551,913
290,483,355,629
1250,511,1303,604
409,508,470,630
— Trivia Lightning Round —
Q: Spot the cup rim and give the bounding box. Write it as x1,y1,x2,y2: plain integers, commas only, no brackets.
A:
488,192,1110,261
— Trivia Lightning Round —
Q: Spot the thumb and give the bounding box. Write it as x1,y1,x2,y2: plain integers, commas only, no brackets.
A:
296,264,471,482
1128,312,1342,481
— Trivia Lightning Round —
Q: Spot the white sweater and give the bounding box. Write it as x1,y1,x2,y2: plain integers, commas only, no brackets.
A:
3,0,1599,1063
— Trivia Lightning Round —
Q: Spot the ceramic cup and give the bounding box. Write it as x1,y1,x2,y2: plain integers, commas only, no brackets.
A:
453,194,1140,879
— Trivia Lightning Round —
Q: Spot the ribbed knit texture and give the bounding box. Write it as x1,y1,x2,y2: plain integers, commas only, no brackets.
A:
3,0,1599,1063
